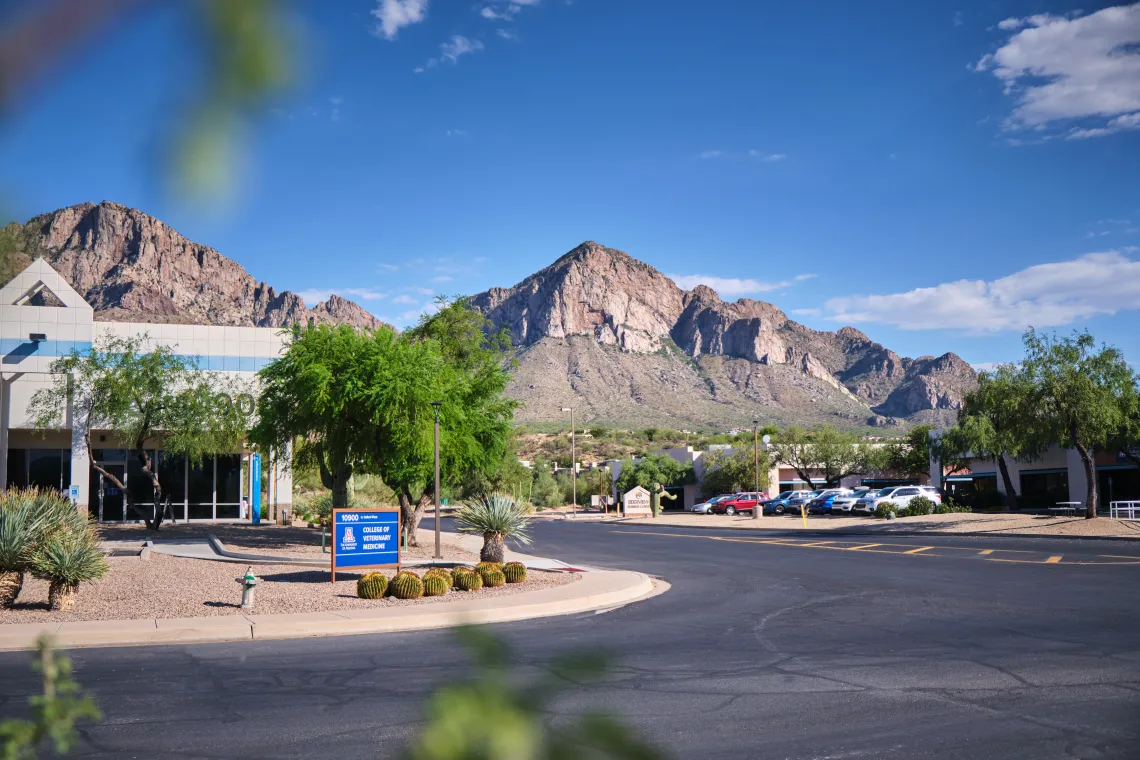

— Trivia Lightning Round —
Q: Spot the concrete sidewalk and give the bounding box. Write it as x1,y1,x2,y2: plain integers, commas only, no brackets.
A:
0,569,661,651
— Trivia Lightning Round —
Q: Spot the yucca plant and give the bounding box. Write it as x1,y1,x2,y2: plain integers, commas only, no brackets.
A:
31,531,109,612
0,488,90,607
456,494,532,563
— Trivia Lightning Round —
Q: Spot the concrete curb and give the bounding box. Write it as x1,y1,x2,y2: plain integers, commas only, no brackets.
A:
206,535,327,567
601,519,1140,543
0,570,661,651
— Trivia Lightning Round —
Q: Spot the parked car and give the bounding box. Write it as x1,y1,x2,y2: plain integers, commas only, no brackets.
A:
690,495,732,514
829,487,873,514
786,490,818,508
854,485,941,514
806,488,853,514
712,492,767,516
759,491,797,515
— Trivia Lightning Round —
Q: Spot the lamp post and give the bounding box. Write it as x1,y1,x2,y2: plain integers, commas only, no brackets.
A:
561,406,575,517
753,420,761,520
431,401,443,560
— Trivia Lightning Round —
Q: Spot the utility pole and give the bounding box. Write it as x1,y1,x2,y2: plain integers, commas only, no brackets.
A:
431,401,443,559
561,407,575,518
753,420,761,520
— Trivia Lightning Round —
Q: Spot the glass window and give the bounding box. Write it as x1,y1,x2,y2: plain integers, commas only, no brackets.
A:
93,449,129,462
127,454,156,509
6,448,27,489
158,451,186,521
28,450,63,492
187,456,214,520
215,455,241,519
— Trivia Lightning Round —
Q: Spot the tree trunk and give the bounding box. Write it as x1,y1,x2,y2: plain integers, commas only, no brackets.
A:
1074,439,1098,520
481,533,505,563
996,454,1019,511
0,570,23,607
135,446,164,531
399,487,433,547
48,581,78,612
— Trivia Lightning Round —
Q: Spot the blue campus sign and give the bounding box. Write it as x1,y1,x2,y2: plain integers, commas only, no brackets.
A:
331,509,401,580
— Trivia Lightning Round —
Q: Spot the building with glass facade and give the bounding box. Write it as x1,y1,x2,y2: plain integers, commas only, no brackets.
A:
0,258,291,521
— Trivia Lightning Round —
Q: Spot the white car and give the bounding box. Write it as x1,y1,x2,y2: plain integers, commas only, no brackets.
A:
855,486,941,514
829,488,873,514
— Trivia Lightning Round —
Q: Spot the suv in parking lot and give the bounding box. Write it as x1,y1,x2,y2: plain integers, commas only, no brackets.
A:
854,485,941,514
712,492,767,516
829,488,873,514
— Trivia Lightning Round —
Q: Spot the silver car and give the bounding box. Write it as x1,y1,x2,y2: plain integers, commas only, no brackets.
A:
690,495,731,514
830,488,873,514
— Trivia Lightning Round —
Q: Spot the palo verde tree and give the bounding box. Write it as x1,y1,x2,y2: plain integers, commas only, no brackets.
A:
952,362,1039,510
30,335,252,530
885,424,971,481
770,425,869,488
250,323,386,509
699,447,770,496
1020,330,1134,519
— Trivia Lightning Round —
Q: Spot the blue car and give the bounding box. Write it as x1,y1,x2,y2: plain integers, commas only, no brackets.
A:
806,489,853,515
759,491,797,515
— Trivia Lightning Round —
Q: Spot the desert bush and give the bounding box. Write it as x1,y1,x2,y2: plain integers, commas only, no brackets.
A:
874,502,897,519
457,495,532,563
31,531,109,612
907,496,936,516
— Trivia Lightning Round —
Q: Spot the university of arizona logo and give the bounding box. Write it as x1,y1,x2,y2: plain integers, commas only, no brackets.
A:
343,527,355,544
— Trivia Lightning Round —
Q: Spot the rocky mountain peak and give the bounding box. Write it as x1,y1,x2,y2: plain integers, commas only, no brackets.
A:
4,201,385,330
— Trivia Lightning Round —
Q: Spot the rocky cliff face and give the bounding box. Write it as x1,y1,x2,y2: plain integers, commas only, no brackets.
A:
474,242,977,426
4,202,384,329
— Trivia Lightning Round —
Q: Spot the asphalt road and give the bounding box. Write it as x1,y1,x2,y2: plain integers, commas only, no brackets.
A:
3,521,1140,760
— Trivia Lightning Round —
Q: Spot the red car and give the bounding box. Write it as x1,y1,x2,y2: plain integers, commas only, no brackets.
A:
711,492,768,516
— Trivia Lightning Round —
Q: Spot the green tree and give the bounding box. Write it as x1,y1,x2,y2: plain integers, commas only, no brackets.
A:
953,363,1039,510
700,448,769,497
615,454,694,493
770,426,869,488
883,424,970,481
1108,375,1140,470
250,324,384,509
1020,330,1134,519
30,335,251,530
530,460,562,508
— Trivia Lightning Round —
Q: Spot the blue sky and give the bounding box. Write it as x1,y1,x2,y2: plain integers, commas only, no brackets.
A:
1,0,1138,368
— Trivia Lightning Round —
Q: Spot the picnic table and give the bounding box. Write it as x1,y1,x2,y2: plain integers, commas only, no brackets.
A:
1110,501,1140,521
1049,502,1082,517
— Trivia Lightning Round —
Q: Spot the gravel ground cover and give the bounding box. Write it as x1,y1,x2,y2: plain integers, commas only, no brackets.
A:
0,556,577,623
612,511,1140,538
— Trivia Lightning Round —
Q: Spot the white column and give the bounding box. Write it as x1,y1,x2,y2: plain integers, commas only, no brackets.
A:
927,429,942,490
0,375,9,492
1066,448,1087,504
274,442,292,507
69,409,90,514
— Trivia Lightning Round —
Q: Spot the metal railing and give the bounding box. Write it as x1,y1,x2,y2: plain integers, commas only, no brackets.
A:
1109,501,1140,521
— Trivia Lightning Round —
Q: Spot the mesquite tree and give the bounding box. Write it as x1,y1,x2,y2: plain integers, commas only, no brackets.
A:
30,335,252,530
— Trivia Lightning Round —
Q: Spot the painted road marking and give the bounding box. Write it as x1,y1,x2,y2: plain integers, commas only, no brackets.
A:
615,529,1140,566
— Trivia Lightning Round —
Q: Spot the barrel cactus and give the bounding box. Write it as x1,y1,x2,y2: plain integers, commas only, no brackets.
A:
422,574,450,597
453,569,483,591
356,572,389,599
503,562,527,584
424,567,453,583
480,567,507,588
475,561,502,573
389,572,424,600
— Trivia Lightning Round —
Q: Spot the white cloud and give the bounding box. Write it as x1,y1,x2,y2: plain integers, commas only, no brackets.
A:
432,275,454,283
392,294,418,305
953,11,964,26
372,0,428,40
748,150,787,162
970,362,1003,372
821,250,1140,333
699,150,723,159
418,35,484,71
481,5,517,20
667,273,817,297
791,308,822,317
496,28,518,40
413,286,435,295
446,129,467,136
296,288,388,307
975,3,1140,138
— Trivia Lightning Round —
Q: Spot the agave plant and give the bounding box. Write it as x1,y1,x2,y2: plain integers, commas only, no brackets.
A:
32,531,109,612
0,488,89,607
456,493,532,563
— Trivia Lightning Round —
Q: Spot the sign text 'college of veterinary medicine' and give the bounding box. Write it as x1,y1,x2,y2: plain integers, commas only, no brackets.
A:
331,508,401,582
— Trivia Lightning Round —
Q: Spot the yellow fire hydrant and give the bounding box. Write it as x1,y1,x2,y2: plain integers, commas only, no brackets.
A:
239,566,260,609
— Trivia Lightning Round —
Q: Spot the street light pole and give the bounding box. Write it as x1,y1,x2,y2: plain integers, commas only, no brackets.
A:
431,401,443,560
561,406,575,518
753,420,761,520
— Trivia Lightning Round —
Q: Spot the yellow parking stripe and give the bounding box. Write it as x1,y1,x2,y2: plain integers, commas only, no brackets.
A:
1045,555,1063,564
904,546,933,554
848,543,882,550
979,549,994,555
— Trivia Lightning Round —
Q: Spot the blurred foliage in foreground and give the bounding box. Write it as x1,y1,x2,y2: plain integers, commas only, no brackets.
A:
404,626,666,760
0,635,100,760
